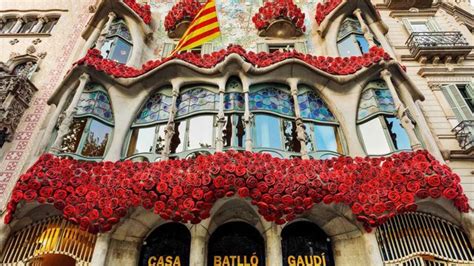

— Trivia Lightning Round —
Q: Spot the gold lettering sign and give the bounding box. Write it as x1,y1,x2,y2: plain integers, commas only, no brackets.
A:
148,256,181,266
213,255,259,266
287,255,327,266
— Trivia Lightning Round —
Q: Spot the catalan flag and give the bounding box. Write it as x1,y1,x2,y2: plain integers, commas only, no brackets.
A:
171,0,221,56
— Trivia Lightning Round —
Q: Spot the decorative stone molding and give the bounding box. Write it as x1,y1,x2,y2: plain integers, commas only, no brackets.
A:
385,0,433,10
252,0,305,38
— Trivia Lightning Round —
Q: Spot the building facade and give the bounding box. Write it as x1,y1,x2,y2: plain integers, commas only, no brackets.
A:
0,0,473,265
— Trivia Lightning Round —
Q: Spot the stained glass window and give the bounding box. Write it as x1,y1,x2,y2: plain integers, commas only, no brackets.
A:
135,92,172,125
298,90,336,122
337,16,372,57
249,86,294,117
75,84,114,123
224,92,245,112
358,81,397,121
177,88,219,117
99,18,132,64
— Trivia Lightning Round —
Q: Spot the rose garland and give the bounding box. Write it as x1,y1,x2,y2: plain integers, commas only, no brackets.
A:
252,0,306,32
123,0,152,24
4,150,469,234
315,0,342,25
76,45,391,78
164,0,202,32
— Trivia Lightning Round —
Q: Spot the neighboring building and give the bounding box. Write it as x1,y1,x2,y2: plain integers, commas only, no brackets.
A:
0,0,473,265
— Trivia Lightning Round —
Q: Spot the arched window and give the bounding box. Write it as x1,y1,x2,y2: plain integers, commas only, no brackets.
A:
357,80,411,155
298,85,343,158
99,18,133,64
171,86,219,158
61,82,114,158
250,84,299,158
337,16,370,56
376,212,474,265
208,222,265,266
126,88,172,161
139,223,191,266
223,77,245,149
281,221,334,266
12,61,37,79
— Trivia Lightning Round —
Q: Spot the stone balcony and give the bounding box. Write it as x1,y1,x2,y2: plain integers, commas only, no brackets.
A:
385,0,433,9
406,31,473,64
453,120,474,156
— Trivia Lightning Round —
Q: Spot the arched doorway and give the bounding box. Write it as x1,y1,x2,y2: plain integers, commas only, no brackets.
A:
208,222,265,266
281,221,334,266
139,223,191,266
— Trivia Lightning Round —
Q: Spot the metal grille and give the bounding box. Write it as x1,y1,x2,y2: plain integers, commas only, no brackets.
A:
376,212,474,265
406,32,470,53
0,216,97,265
453,120,474,151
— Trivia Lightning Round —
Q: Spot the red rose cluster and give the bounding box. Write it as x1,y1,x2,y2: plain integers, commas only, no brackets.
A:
164,0,202,32
252,0,306,32
4,150,469,234
315,0,342,25
123,0,152,24
76,45,392,78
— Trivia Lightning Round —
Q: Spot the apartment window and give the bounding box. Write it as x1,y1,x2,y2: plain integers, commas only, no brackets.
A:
0,19,16,33
223,77,245,149
357,80,412,155
18,19,36,33
40,17,59,33
442,83,474,122
257,41,307,53
402,17,440,33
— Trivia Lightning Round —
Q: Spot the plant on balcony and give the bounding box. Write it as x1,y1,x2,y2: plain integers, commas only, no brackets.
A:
123,0,152,24
165,0,202,38
75,45,392,79
4,150,469,233
315,0,342,25
252,0,306,37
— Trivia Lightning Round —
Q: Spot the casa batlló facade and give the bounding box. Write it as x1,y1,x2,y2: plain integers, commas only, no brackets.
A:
0,0,473,265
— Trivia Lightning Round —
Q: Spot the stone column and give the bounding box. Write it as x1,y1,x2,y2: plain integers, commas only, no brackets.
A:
215,85,226,152
95,12,117,50
90,233,111,266
367,22,397,59
161,83,180,160
80,18,107,58
10,16,24,33
265,223,282,266
50,73,90,152
243,85,253,151
362,232,384,266
353,9,375,47
37,85,76,155
31,16,47,33
380,70,422,150
288,79,309,159
189,225,208,266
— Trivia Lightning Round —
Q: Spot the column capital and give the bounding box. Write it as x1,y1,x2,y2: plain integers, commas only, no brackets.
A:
37,15,48,22
380,69,392,79
79,73,90,82
353,8,362,16
108,11,117,20
16,15,25,21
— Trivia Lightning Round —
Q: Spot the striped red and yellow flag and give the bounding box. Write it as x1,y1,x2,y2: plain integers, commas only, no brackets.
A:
170,0,221,56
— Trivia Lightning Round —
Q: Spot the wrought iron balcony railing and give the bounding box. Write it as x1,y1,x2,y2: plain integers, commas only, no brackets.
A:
406,31,473,63
452,120,474,152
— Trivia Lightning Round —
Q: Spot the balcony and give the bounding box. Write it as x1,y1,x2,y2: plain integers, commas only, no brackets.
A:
386,0,433,9
406,31,473,64
453,120,474,155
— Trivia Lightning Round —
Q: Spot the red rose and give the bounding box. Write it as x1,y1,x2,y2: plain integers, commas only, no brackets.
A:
373,203,386,214
429,188,442,198
24,190,37,202
11,191,23,202
443,188,458,200
183,198,195,209
102,207,113,218
238,187,250,198
246,177,258,188
427,175,441,187
192,188,204,200
400,192,414,204
64,205,76,217
156,182,168,193
407,181,420,192
388,191,400,202
415,189,429,199
213,176,225,188
351,202,363,214
53,189,67,200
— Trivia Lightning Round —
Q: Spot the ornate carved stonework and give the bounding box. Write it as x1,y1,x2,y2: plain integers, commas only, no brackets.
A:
0,74,37,147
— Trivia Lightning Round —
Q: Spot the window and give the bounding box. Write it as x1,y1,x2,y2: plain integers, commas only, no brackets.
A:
18,19,36,33
99,18,132,64
12,61,38,79
298,85,343,156
40,17,58,33
61,82,114,158
257,41,307,53
0,19,16,34
126,89,172,159
357,80,412,155
337,16,371,56
403,17,440,33
223,77,245,149
441,83,474,122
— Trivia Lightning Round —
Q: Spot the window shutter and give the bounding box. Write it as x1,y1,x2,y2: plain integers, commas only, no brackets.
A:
465,82,474,105
162,42,176,58
427,17,441,32
256,42,269,53
294,41,308,54
402,18,414,34
441,84,474,122
201,42,214,55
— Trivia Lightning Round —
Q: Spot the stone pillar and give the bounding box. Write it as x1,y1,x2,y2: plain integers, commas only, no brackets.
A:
95,12,116,50
161,83,180,160
189,225,208,266
380,70,422,150
243,85,252,151
37,85,75,155
31,16,46,33
362,232,384,266
10,16,24,33
80,18,106,58
265,223,282,266
288,79,309,159
353,9,375,47
90,233,111,266
50,73,90,152
215,85,225,152
367,22,397,59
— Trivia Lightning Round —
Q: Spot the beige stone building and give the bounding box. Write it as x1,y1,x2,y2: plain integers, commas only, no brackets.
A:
0,0,473,265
